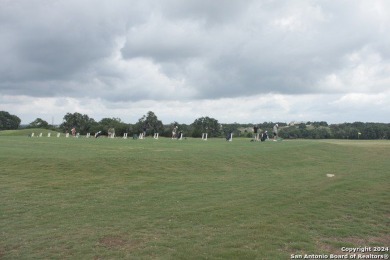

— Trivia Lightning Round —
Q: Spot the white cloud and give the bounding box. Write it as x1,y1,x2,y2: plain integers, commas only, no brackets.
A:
318,47,390,93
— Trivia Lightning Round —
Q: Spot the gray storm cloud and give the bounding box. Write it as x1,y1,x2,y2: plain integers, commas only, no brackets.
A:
1,0,389,103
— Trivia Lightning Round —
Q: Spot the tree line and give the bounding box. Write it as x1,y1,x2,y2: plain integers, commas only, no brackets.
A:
1,110,389,139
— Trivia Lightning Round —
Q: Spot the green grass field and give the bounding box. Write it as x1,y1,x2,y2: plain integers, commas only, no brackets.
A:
0,135,389,259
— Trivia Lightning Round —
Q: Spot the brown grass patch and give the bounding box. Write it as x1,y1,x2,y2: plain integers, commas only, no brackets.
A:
342,235,390,246
97,234,155,252
153,149,183,152
99,235,127,249
316,234,390,254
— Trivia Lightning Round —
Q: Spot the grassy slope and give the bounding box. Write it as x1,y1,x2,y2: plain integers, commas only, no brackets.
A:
0,137,389,259
0,128,60,137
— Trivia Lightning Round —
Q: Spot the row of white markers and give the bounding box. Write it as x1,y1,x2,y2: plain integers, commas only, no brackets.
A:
29,132,233,141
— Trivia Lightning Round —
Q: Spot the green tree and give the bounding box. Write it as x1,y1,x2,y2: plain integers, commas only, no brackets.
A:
298,123,306,130
311,121,328,127
160,122,187,137
98,118,128,136
60,112,96,135
28,118,49,129
134,111,163,136
0,111,21,130
311,127,331,139
279,126,300,139
191,117,221,138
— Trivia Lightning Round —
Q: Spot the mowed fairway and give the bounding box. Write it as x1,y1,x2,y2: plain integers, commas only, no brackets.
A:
0,137,389,259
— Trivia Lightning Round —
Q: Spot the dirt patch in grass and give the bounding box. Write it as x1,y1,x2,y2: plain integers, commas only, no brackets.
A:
99,236,127,249
153,149,183,152
342,235,390,246
314,240,340,254
97,234,151,252
316,234,390,253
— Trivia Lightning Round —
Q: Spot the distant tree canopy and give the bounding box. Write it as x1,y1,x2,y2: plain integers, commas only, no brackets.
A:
60,112,96,135
134,111,163,135
2,110,390,139
279,122,389,139
329,122,390,140
191,116,221,137
0,111,21,130
98,117,128,136
27,118,49,129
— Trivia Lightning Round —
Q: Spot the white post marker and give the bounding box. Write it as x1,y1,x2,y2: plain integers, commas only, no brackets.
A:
86,133,90,138
47,133,51,137
66,133,69,138
229,133,233,142
31,133,35,137
123,133,128,139
76,133,80,138
39,133,42,137
179,133,183,140
202,133,208,140
57,133,60,138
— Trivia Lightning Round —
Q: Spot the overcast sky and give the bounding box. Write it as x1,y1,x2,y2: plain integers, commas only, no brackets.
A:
1,0,389,125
